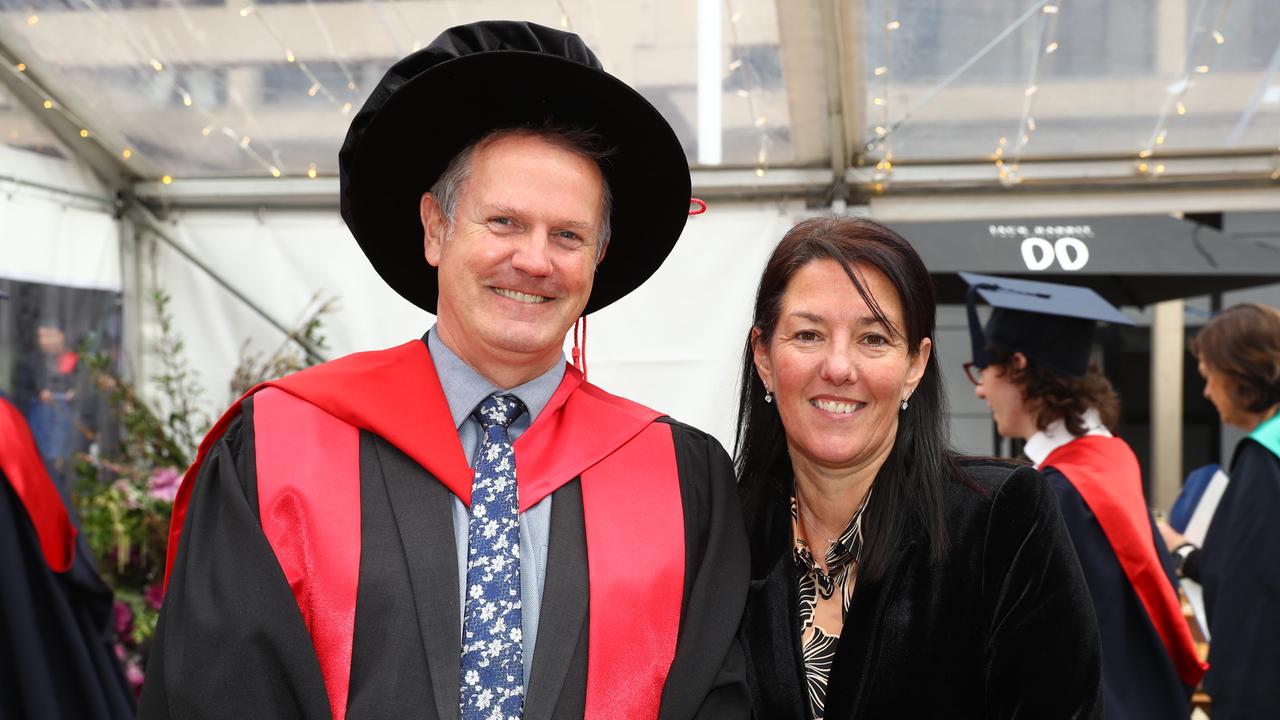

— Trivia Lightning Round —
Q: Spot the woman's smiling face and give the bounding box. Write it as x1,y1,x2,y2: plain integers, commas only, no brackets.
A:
753,258,931,477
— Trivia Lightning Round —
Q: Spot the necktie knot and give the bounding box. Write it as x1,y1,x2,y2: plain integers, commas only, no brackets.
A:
475,393,525,432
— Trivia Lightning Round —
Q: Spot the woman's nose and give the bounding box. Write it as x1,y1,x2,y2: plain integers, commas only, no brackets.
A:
820,347,856,385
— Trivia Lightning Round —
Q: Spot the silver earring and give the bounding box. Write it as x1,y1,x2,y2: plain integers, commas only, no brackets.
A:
764,392,774,404
900,398,909,411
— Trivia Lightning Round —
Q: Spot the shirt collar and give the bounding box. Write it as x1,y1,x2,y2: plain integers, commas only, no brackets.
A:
1024,407,1112,467
425,325,566,429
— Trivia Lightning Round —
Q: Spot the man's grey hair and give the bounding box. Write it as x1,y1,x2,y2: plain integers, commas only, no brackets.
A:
429,123,615,260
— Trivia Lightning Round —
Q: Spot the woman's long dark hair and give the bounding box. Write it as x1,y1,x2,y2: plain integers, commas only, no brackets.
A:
734,217,962,580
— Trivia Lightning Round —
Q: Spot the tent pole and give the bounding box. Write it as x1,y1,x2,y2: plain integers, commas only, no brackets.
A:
123,199,328,365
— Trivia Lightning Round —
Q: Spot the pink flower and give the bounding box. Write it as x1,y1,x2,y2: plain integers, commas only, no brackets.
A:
144,583,165,610
126,659,145,698
113,600,133,639
148,467,182,503
111,479,139,509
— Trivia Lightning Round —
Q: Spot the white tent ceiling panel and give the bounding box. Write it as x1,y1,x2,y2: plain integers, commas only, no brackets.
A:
0,84,64,159
0,150,119,290
0,143,109,196
0,0,814,179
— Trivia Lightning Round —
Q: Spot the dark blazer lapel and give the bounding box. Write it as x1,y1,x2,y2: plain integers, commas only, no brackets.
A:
376,438,461,720
743,557,808,720
524,479,589,720
822,539,919,720
742,493,807,720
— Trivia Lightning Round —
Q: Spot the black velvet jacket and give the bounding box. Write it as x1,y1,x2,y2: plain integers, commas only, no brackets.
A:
741,460,1103,719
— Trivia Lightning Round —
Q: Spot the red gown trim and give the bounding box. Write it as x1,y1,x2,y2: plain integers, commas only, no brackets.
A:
580,421,684,718
0,396,76,573
1043,435,1207,686
164,341,464,585
165,341,684,718
253,388,361,720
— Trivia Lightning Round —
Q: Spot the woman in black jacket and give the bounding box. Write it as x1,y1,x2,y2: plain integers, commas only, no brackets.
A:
735,217,1102,719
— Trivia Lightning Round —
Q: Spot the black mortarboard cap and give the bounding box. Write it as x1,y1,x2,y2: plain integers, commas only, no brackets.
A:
339,21,690,315
961,272,1133,377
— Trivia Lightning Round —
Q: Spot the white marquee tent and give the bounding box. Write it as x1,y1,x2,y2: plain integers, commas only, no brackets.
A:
2,0,1278,487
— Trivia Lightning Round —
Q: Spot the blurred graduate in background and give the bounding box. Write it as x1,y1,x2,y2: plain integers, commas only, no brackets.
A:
963,273,1206,720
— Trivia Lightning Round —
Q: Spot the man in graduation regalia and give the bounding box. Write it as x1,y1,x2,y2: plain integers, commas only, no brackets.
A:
139,20,749,720
962,273,1206,719
2,293,136,719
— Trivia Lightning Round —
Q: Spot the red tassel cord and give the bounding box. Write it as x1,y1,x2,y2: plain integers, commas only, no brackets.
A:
571,315,588,380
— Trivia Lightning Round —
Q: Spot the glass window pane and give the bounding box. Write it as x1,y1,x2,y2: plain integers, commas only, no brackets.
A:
858,0,1279,162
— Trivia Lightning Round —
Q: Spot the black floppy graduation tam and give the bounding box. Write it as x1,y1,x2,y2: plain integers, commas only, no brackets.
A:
338,21,692,315
961,272,1134,378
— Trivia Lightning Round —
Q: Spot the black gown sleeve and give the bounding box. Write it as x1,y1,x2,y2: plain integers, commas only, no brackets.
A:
657,420,751,720
138,400,332,720
1,476,135,720
980,466,1103,719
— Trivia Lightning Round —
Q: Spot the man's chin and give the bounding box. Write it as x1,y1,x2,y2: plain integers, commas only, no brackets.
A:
485,326,569,360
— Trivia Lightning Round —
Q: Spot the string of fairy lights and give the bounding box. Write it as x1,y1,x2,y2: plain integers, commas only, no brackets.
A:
2,0,1274,187
0,0,597,182
995,2,1064,187
723,0,772,178
867,1,896,193
1135,0,1234,179
2,0,397,181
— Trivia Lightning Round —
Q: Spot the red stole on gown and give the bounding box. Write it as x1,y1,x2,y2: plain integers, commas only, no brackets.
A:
1042,435,1207,686
0,396,75,573
165,340,686,720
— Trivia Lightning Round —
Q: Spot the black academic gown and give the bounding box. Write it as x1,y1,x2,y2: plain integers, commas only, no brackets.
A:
139,395,750,720
0,474,135,719
740,460,1103,720
1198,438,1280,719
1044,468,1190,720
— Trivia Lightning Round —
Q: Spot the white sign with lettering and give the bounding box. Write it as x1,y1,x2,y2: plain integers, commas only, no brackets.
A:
989,224,1094,272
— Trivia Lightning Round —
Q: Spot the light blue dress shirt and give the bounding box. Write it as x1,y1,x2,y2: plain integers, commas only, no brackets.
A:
425,326,560,690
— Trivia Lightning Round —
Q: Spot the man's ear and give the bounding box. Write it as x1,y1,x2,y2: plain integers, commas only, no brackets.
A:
594,238,607,268
421,192,447,268
1011,351,1029,371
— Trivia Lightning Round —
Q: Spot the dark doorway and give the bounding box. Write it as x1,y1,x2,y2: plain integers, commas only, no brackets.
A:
1103,320,1221,501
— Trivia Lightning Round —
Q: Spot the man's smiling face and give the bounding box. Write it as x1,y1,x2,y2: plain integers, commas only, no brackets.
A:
422,131,605,386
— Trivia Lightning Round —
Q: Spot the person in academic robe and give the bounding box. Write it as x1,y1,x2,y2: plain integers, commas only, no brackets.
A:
139,21,748,720
734,219,1103,720
1158,302,1280,720
961,272,1206,719
1,329,136,720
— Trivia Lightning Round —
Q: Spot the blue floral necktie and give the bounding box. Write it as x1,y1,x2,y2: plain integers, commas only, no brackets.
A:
460,393,526,720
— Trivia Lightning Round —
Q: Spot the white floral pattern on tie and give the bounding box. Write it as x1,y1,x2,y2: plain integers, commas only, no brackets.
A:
460,393,525,720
